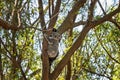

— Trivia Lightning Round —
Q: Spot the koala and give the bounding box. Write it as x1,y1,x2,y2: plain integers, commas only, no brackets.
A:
45,28,61,65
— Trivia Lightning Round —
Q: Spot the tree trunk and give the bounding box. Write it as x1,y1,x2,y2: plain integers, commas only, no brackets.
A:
41,39,50,80
0,43,3,80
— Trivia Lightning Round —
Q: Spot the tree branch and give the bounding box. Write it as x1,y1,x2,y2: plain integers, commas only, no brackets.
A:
97,0,106,15
19,63,27,80
57,0,87,34
88,0,97,21
97,0,120,29
0,43,3,80
0,17,41,31
109,19,120,29
28,69,41,78
93,6,120,27
0,18,18,30
48,0,61,29
73,0,97,28
0,38,12,59
38,0,46,29
49,0,52,18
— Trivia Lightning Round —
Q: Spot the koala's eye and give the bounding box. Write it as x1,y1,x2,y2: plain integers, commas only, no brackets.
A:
49,34,53,37
54,35,57,38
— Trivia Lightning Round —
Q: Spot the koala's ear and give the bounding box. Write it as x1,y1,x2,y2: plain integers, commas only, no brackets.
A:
52,28,57,32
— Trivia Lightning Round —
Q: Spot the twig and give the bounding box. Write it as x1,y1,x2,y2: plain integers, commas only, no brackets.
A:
83,68,111,79
95,31,120,64
0,38,11,59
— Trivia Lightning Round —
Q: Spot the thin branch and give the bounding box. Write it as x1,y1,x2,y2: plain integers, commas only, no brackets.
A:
95,31,120,64
49,0,52,18
88,0,97,21
0,18,52,32
19,63,27,80
38,0,46,29
0,38,27,80
16,1,28,27
72,41,99,80
0,38,12,59
52,0,54,13
0,43,3,80
97,0,120,29
48,0,61,29
0,38,24,79
11,0,19,26
109,19,120,29
19,1,28,12
28,69,41,78
93,7,120,27
83,68,111,79
97,0,106,15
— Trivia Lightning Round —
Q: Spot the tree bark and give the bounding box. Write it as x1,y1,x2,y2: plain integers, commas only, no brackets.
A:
0,42,3,80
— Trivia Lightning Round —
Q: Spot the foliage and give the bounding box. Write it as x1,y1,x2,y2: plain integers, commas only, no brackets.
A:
0,0,120,80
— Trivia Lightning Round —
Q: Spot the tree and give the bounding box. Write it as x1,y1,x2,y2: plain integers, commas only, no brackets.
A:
0,0,120,80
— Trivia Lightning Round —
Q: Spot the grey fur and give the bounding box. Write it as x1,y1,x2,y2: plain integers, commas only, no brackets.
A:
47,32,61,58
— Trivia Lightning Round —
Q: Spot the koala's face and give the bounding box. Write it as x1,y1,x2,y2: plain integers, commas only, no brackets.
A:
49,32,61,41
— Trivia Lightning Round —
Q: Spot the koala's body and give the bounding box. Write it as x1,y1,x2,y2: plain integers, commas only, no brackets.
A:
45,28,61,65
